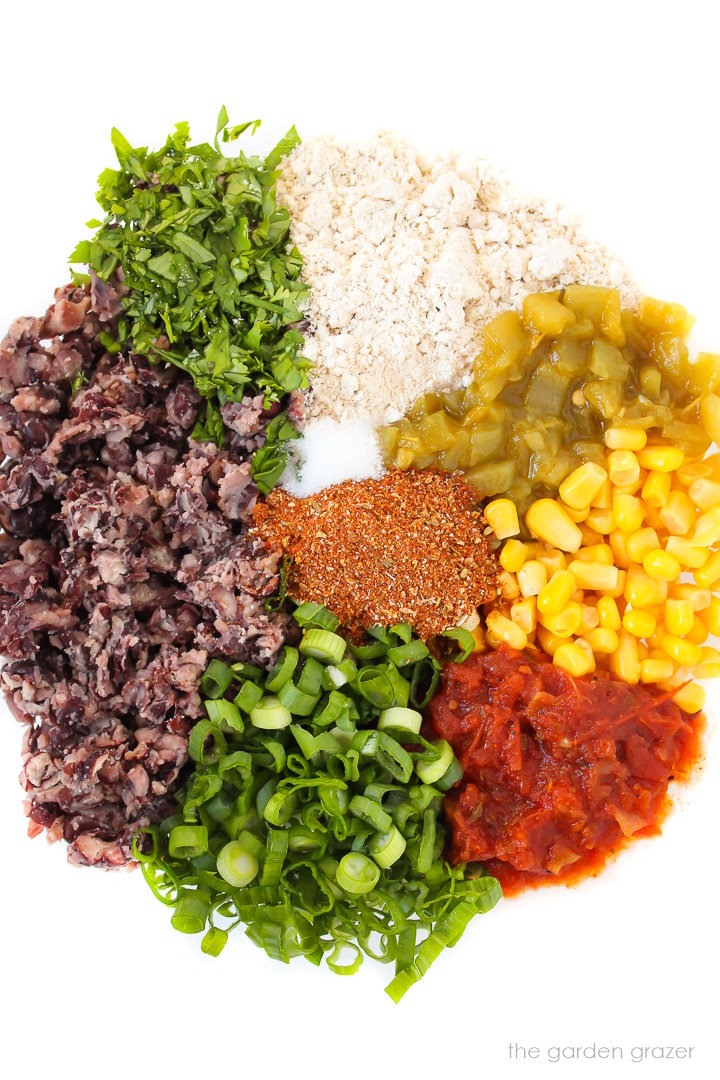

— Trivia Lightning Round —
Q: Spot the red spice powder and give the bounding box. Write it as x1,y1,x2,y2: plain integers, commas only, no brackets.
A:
252,469,499,639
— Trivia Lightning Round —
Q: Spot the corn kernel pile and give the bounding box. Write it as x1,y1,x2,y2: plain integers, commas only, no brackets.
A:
482,429,720,714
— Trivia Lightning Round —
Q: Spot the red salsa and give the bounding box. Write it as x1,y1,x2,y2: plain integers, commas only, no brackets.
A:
429,646,703,894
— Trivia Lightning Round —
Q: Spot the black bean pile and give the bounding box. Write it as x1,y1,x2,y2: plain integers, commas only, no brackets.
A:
0,276,299,866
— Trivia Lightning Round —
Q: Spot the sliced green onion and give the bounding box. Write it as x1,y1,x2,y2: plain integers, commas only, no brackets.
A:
378,707,422,736
387,640,430,667
234,829,266,862
389,622,412,644
201,659,234,699
299,628,346,665
265,646,299,692
171,889,211,934
217,841,260,888
292,602,340,632
416,808,436,874
415,740,454,785
336,853,380,895
382,662,410,708
263,788,299,826
409,656,442,709
355,667,395,708
276,680,320,716
435,755,463,791
204,790,237,823
442,626,475,663
201,926,229,956
260,829,289,886
250,696,292,730
349,794,393,833
168,824,208,858
288,825,327,855
205,699,243,733
349,640,387,660
231,661,265,682
234,679,264,713
313,690,350,728
188,719,227,764
369,826,407,868
296,656,325,695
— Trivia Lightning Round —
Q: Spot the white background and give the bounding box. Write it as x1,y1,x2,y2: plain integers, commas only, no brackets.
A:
1,2,719,1078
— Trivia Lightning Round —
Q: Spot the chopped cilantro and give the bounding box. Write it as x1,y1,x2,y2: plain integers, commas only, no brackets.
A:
71,108,310,487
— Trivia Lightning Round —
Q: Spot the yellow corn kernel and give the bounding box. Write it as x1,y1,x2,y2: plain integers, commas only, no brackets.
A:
573,637,597,672
671,583,712,612
553,642,595,677
640,657,675,683
613,471,647,497
625,566,666,608
573,543,614,565
677,459,713,486
517,560,548,598
526,499,583,553
641,470,672,508
597,596,621,631
485,498,520,540
559,462,609,511
672,683,706,714
622,608,657,638
612,492,644,533
658,632,702,668
664,598,694,637
584,508,616,535
637,445,685,472
701,596,720,636
696,661,720,679
562,503,589,523
539,602,583,639
592,477,613,509
604,427,647,451
663,537,706,571
577,524,604,547
568,560,619,592
497,570,521,602
510,597,537,636
536,548,567,575
536,624,564,657
470,626,486,653
700,394,720,443
626,527,660,564
486,610,528,651
693,550,720,589
577,604,600,634
603,568,627,599
686,617,709,646
700,646,720,664
691,507,720,547
608,530,632,570
500,539,529,574
658,490,696,536
643,549,681,582
609,630,641,684
583,627,619,654
607,450,640,488
688,477,720,512
536,569,576,617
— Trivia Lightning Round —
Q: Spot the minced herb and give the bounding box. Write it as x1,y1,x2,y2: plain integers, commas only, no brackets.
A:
70,108,310,484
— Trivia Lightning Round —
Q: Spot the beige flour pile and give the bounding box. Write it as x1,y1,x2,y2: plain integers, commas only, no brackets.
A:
278,133,638,425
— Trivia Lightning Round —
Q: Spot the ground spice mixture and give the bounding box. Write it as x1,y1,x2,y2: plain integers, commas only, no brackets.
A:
253,469,499,639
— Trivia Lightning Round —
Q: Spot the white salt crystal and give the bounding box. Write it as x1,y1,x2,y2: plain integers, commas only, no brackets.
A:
280,417,384,497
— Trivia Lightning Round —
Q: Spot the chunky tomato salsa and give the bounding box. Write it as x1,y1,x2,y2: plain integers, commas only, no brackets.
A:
429,646,703,894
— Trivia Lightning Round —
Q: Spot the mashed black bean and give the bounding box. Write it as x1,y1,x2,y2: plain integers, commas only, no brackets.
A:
0,281,298,866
